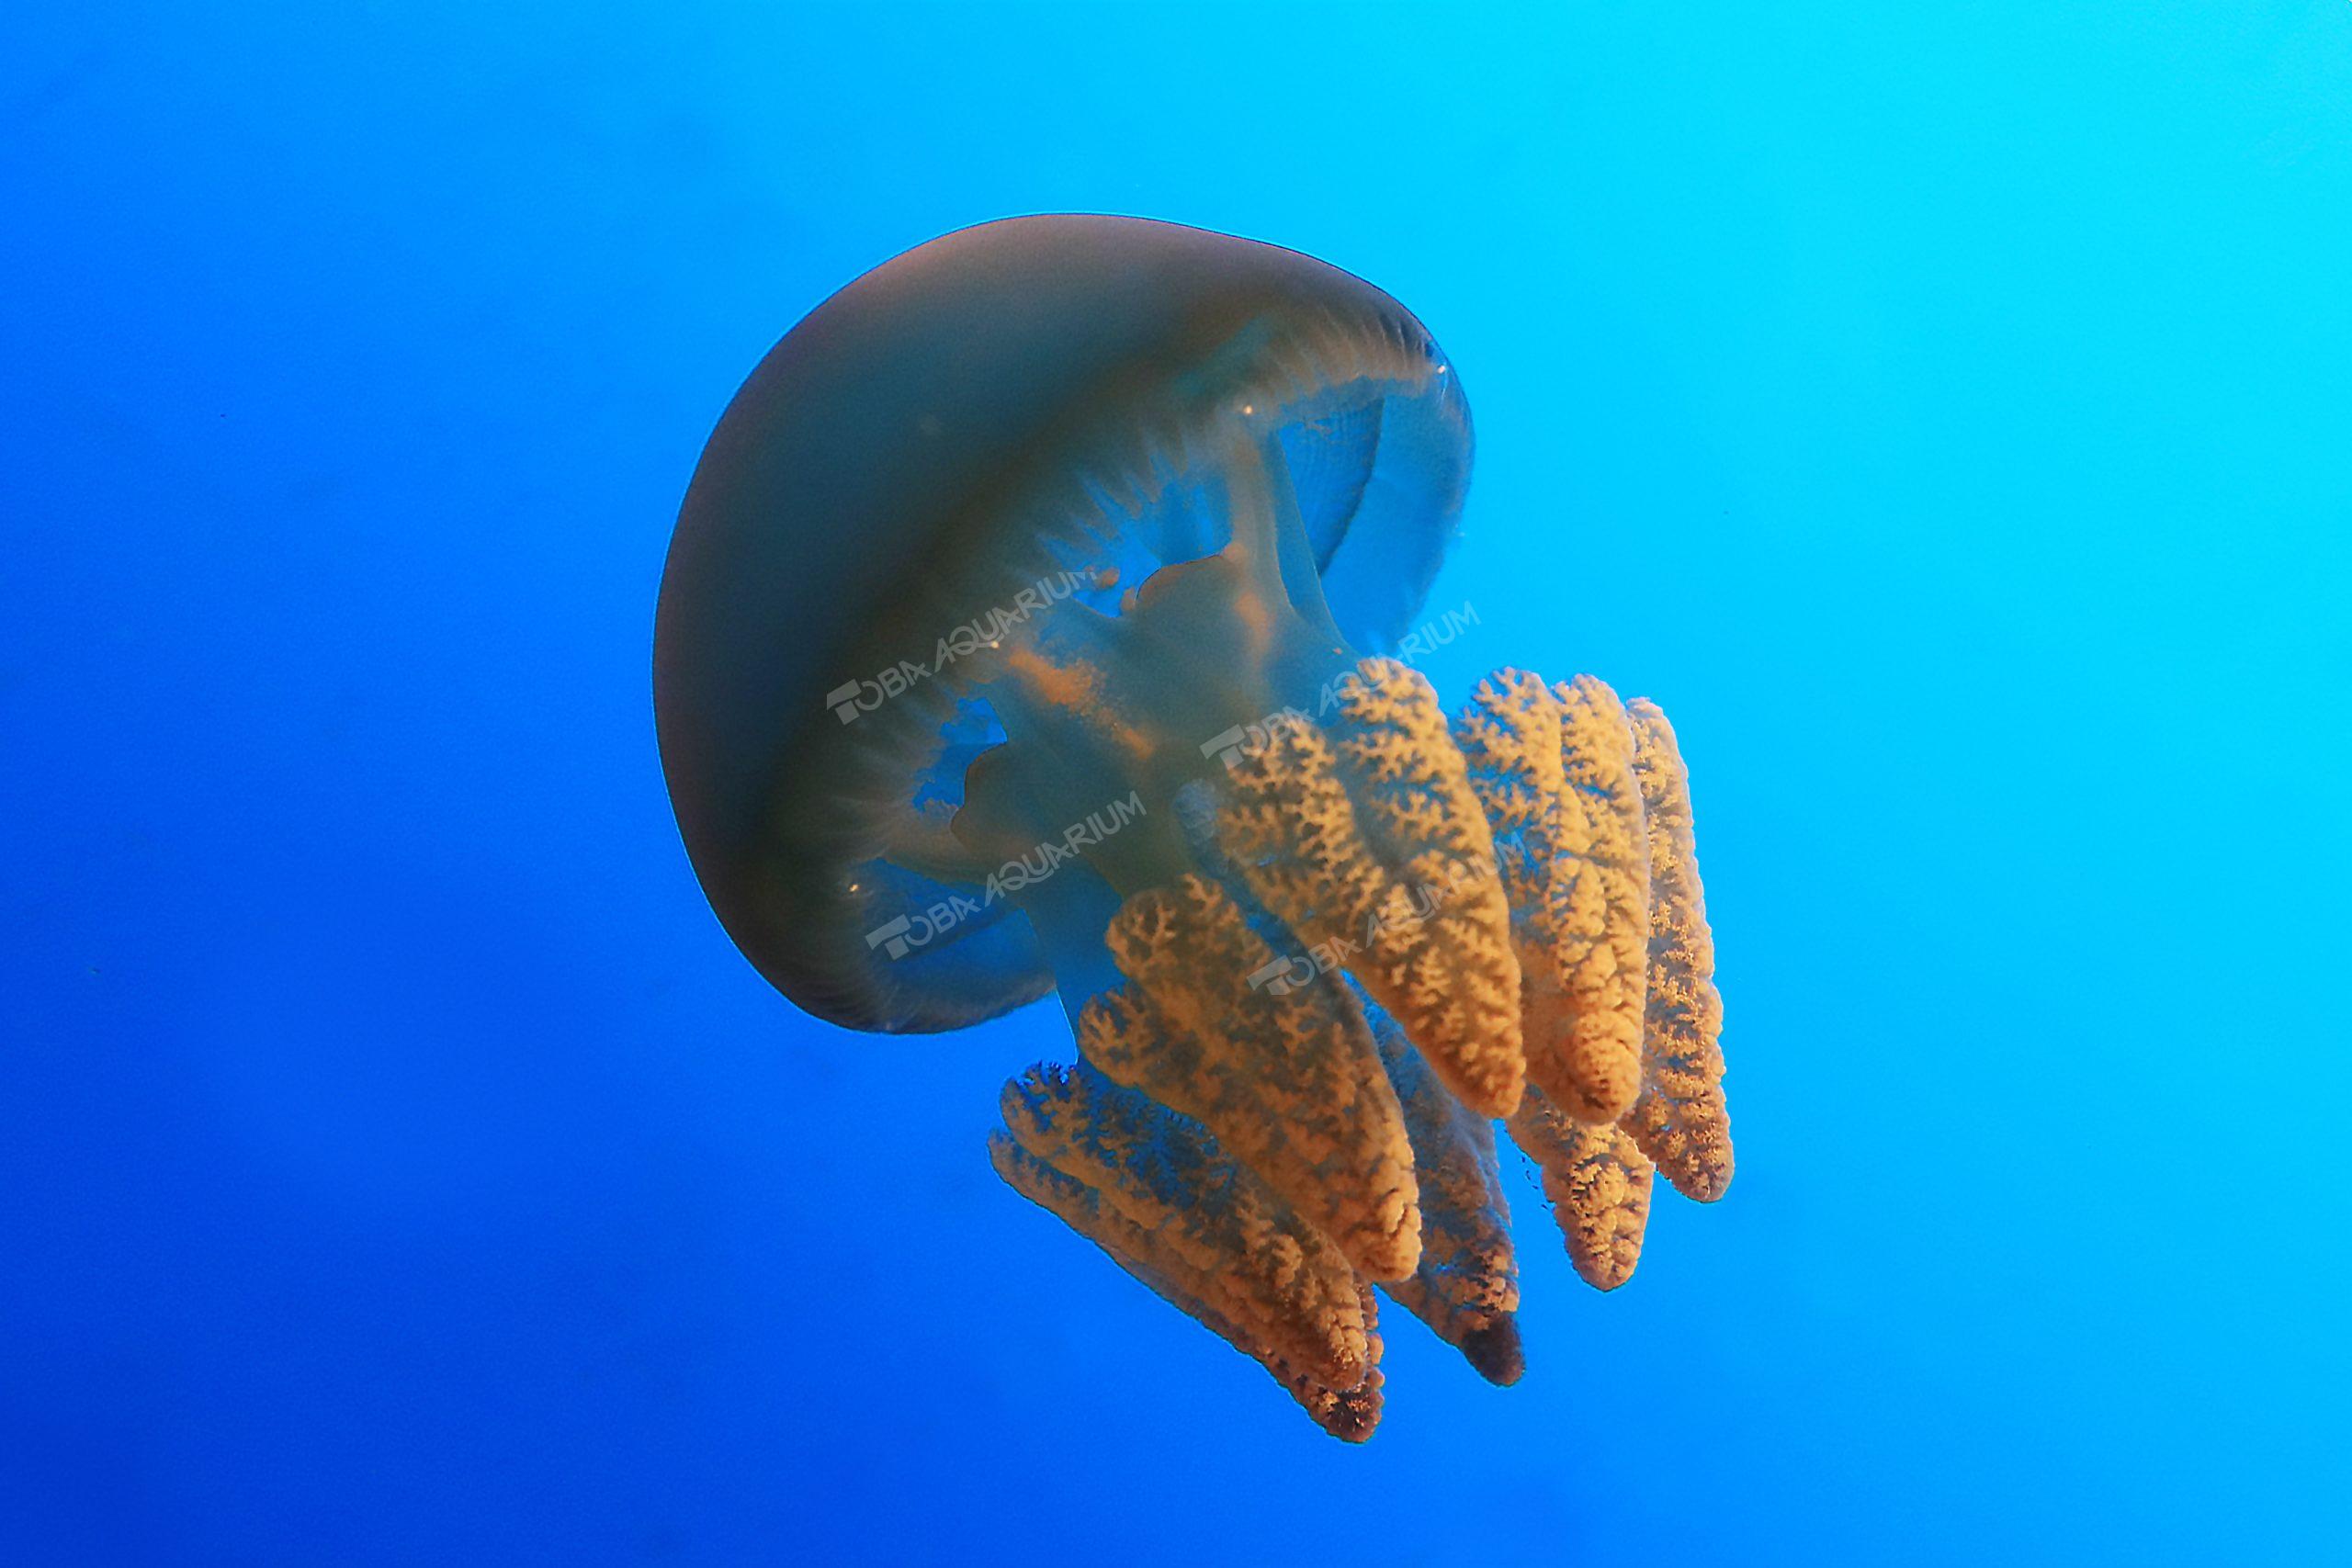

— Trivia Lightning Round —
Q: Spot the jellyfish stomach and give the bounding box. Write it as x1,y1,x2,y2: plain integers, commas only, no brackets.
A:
947,423,1365,897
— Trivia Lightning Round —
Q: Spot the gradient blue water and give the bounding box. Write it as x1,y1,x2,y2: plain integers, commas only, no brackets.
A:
7,6,2348,1564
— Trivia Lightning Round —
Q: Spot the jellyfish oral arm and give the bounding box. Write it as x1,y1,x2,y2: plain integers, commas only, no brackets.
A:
943,434,1730,1437
981,656,1732,1437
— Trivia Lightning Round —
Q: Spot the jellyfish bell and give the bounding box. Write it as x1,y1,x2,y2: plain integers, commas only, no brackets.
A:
655,214,1733,1439
656,213,1476,1037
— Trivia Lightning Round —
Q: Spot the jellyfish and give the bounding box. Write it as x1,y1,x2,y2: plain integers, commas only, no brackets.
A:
654,216,1732,1440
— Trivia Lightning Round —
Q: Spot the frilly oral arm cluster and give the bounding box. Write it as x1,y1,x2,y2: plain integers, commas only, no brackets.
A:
1081,874,1423,1282
989,656,1731,1438
1623,698,1733,1201
989,1057,1385,1440
1507,1083,1656,1292
1216,660,1526,1118
1453,671,1653,1125
1365,999,1524,1384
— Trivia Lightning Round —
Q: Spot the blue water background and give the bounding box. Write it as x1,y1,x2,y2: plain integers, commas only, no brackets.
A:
6,5,2349,1563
